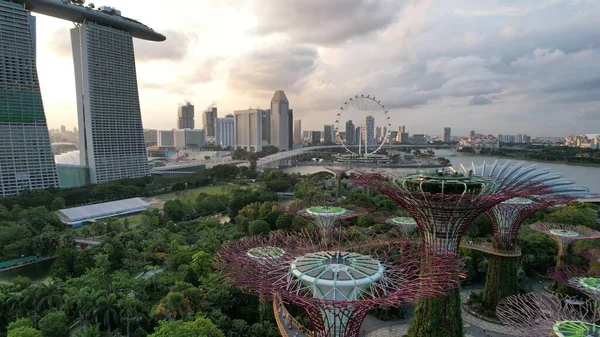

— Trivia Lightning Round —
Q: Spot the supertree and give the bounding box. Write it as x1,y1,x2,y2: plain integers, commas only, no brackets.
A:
290,201,368,245
352,171,548,337
496,292,600,337
460,161,595,311
215,230,464,337
531,223,600,267
384,216,418,236
580,249,600,275
550,265,600,301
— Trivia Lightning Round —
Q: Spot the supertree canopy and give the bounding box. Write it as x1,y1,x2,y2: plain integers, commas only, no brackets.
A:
531,223,600,267
385,216,418,236
215,231,463,337
352,170,548,337
460,161,594,312
294,203,367,244
496,292,600,337
549,265,600,301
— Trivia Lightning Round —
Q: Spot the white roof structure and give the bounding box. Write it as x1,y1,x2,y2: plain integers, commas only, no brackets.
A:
57,197,150,225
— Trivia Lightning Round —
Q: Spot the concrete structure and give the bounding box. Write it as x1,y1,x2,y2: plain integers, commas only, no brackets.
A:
150,162,206,178
288,109,294,150
271,90,291,150
293,120,302,145
143,129,158,146
57,197,151,228
202,106,217,137
72,22,149,184
324,124,335,144
365,115,375,146
216,114,235,149
234,109,263,152
56,164,90,188
443,127,451,143
177,102,194,129
157,130,175,148
345,120,355,145
174,129,205,149
0,1,59,196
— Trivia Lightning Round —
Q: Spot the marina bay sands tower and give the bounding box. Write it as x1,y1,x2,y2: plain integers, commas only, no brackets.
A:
0,0,165,194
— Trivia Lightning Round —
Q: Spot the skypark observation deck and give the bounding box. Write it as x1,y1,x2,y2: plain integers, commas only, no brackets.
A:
15,0,165,41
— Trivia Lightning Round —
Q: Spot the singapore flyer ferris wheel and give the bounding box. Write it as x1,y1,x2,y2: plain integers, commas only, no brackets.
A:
335,94,391,156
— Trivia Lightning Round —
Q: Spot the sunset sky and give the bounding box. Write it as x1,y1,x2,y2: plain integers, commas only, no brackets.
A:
34,0,600,136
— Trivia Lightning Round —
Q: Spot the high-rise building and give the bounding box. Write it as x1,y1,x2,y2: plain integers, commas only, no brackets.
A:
202,106,217,137
61,125,66,134
389,131,398,143
262,109,271,144
234,109,263,152
177,102,195,129
376,126,382,143
382,126,388,142
174,129,205,149
158,130,175,148
323,125,335,144
288,109,294,150
397,125,408,144
365,116,375,146
302,130,310,139
216,115,235,149
72,22,149,184
271,90,291,150
144,129,158,146
293,120,302,145
311,131,322,144
470,130,476,137
0,1,59,196
345,120,355,145
355,127,361,147
443,127,451,143
516,134,524,143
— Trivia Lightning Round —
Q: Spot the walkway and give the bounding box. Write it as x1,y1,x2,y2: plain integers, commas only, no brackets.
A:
273,298,309,337
461,240,521,257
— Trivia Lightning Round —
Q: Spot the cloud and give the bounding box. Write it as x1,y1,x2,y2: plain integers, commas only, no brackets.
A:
228,45,318,93
251,0,403,45
469,95,492,105
46,29,71,57
134,30,196,61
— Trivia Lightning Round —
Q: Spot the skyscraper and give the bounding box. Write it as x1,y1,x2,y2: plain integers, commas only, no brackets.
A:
443,127,451,143
397,125,408,144
262,109,271,144
270,90,291,151
323,125,334,144
72,22,149,184
293,120,302,145
178,102,195,129
345,120,355,145
355,127,361,147
376,126,382,143
216,115,235,149
365,115,375,146
288,109,294,150
202,106,217,137
0,1,59,196
234,109,263,152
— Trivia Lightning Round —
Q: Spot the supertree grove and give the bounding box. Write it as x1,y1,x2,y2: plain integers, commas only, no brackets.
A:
352,170,548,337
496,292,600,337
531,223,600,267
459,161,594,311
215,230,464,337
324,167,351,198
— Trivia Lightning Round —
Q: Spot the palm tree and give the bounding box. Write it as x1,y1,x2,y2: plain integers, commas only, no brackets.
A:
35,282,65,314
156,292,189,320
68,288,95,324
74,324,101,337
119,297,146,337
94,293,120,331
6,291,25,320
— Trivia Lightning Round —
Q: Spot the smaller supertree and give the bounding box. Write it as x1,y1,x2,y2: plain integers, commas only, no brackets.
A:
384,216,418,236
292,203,367,244
531,223,600,267
550,265,600,301
497,292,600,337
580,249,600,264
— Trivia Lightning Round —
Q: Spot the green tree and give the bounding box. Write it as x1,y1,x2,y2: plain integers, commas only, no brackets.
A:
249,220,270,235
149,317,224,337
163,199,185,221
49,197,65,211
542,203,598,229
38,312,69,337
7,318,33,331
357,214,374,228
73,325,101,337
7,327,42,337
275,214,293,230
120,297,146,337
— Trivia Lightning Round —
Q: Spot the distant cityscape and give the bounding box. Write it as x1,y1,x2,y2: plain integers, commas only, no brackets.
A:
1,0,598,197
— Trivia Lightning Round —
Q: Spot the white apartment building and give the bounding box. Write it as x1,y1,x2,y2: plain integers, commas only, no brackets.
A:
174,129,206,149
234,109,263,152
216,115,235,149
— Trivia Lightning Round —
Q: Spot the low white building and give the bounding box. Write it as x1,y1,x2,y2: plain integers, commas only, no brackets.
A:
216,114,235,149
174,129,206,149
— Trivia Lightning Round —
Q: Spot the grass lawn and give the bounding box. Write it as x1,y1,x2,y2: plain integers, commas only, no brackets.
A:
151,184,228,202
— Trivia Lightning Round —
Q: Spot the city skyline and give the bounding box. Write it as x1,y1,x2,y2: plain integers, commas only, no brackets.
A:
31,0,600,136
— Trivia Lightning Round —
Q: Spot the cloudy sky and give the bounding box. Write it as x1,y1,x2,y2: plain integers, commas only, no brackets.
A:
36,0,600,136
